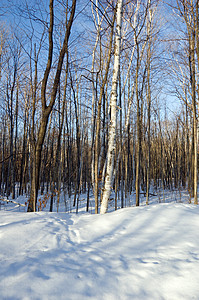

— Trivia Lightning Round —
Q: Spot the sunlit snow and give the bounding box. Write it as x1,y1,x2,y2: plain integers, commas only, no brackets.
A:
0,198,199,299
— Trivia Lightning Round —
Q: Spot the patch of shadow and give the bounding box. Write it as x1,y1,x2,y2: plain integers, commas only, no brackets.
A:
33,269,50,280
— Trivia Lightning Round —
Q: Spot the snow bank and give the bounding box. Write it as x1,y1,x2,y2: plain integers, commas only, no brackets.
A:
0,203,199,299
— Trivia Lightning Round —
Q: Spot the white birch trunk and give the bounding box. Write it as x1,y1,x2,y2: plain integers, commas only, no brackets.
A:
100,0,123,214
90,1,111,197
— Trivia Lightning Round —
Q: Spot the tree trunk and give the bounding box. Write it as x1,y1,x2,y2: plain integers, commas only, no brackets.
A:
100,0,123,214
28,0,76,212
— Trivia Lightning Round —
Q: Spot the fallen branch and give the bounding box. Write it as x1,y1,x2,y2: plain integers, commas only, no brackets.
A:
0,152,29,164
139,192,157,197
0,198,27,207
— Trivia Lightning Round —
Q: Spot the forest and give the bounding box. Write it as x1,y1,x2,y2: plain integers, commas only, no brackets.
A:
0,0,198,213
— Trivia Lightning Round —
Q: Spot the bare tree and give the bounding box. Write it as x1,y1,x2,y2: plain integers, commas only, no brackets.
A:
100,0,123,214
28,0,76,212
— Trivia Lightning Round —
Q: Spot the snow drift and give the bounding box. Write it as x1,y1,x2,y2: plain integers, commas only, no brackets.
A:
0,203,199,299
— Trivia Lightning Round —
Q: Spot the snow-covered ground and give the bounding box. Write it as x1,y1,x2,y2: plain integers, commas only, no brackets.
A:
0,200,199,299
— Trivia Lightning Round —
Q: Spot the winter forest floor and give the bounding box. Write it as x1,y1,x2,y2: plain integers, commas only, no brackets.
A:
0,189,199,299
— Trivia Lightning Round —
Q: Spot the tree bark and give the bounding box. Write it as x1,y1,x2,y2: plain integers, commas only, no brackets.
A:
100,0,123,214
28,0,76,212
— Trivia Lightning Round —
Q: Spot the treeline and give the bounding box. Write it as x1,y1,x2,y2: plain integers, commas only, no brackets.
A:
0,0,198,212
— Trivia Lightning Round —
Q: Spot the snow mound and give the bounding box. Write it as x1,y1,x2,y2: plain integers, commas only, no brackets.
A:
0,203,199,299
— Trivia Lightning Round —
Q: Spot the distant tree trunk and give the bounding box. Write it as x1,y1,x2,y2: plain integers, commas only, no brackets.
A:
51,67,68,212
146,1,152,205
188,10,197,204
135,42,140,207
19,92,28,196
1,117,6,195
71,74,81,208
6,59,17,199
177,0,198,204
13,82,19,199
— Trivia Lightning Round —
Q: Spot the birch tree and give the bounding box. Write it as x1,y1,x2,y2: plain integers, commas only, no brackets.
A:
100,0,123,214
94,7,116,214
